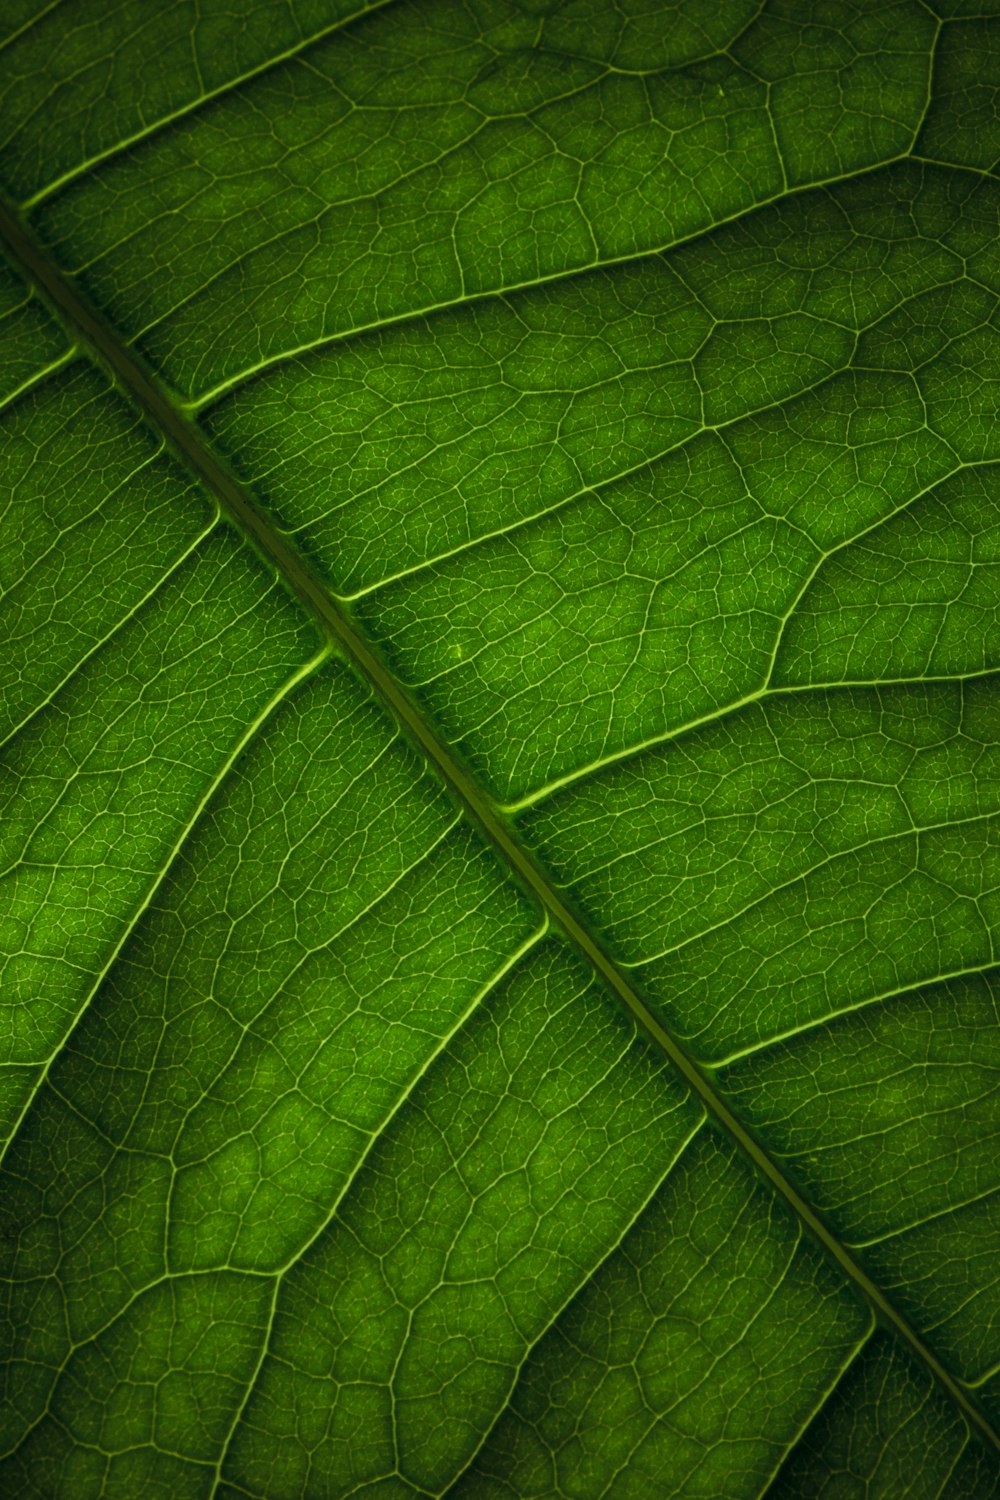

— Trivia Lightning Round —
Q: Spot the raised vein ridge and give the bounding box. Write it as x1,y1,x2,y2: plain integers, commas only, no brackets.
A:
2,193,997,1463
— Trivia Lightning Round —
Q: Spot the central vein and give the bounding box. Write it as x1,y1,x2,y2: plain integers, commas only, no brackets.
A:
1,193,995,1460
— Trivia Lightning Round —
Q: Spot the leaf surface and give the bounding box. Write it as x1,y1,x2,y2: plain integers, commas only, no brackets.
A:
1,2,999,1496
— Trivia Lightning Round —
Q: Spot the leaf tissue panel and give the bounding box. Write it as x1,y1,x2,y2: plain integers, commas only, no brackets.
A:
1,0,999,1496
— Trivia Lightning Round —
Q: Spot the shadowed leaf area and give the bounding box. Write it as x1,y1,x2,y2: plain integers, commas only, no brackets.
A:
1,0,1000,1495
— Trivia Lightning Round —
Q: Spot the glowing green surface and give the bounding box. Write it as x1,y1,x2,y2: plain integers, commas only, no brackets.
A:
1,2,999,1495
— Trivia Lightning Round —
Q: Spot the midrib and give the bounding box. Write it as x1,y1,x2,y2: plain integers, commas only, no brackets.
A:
1,194,997,1463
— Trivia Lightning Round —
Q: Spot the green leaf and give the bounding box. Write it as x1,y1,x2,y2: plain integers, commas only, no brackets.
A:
1,1,999,1496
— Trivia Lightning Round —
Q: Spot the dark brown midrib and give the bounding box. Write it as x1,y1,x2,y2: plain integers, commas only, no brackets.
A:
2,195,997,1463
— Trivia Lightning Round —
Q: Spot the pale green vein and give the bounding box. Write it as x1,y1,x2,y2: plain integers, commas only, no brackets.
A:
503,662,1000,814
757,1324,877,1500
186,154,928,413
910,9,944,150
207,921,549,1498
15,0,401,211
969,1354,1000,1390
501,458,988,815
0,0,65,58
440,1114,706,1499
161,802,470,1192
632,808,999,969
850,1182,1000,1254
0,642,330,1167
0,341,76,416
334,349,865,609
711,960,1000,1071
0,474,217,754
0,1267,273,1466
934,1435,973,1500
